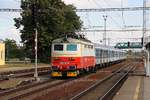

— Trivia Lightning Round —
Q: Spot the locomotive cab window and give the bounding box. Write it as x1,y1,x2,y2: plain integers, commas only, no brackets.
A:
67,44,77,51
54,44,63,51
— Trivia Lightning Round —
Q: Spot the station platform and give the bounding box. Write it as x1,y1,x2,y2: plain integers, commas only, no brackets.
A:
113,76,150,100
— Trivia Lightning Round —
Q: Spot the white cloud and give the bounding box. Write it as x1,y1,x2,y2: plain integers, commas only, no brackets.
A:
0,27,21,44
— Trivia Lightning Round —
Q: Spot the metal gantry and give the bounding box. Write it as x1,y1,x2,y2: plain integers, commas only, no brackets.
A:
76,7,150,12
0,8,22,12
78,29,150,32
1,6,150,12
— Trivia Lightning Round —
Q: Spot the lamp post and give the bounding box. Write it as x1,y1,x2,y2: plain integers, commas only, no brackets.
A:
143,0,149,77
103,15,107,46
32,0,40,81
143,0,146,47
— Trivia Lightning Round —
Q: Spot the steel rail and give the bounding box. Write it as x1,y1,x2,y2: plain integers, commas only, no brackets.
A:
70,63,131,100
0,79,54,96
99,66,135,100
6,79,71,100
0,61,126,99
0,67,50,75
0,68,50,81
0,70,50,84
0,69,93,99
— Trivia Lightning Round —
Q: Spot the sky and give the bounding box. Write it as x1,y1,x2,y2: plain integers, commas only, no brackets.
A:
0,0,150,45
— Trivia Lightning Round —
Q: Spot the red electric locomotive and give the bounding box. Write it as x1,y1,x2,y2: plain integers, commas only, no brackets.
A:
51,37,96,77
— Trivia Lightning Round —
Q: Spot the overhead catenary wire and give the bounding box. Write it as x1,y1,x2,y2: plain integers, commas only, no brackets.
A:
121,0,126,28
102,0,126,29
93,0,123,46
93,0,123,29
102,0,133,41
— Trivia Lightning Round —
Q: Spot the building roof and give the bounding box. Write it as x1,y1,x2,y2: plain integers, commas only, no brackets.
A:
52,37,92,45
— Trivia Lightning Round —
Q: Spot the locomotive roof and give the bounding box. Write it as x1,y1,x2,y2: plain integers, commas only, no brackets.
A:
52,38,125,52
52,37,93,45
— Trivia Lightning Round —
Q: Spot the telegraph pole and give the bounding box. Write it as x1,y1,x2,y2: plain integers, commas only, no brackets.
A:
103,15,107,46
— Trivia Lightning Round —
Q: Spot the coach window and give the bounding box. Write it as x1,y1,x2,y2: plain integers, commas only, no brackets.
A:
67,44,77,51
54,44,63,51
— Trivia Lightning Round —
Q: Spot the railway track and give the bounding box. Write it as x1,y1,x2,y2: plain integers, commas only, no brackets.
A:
0,61,126,99
0,67,50,81
0,67,50,76
27,62,133,100
0,78,69,100
0,61,134,100
0,67,51,91
70,64,135,100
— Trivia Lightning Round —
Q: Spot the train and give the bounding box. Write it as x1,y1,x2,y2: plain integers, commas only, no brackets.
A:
51,37,126,77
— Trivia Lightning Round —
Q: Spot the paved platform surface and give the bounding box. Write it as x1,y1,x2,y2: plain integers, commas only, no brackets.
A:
143,77,150,100
113,76,150,100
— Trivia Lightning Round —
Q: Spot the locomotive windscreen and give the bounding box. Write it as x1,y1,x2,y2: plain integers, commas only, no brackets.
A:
67,44,77,51
54,44,63,51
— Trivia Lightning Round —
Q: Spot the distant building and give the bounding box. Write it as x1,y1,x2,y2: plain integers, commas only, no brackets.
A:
0,41,5,65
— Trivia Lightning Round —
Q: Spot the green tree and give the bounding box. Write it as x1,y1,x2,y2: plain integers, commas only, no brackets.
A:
4,39,25,60
14,0,82,62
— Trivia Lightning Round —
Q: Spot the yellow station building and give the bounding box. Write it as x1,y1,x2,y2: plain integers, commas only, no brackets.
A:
0,42,5,65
